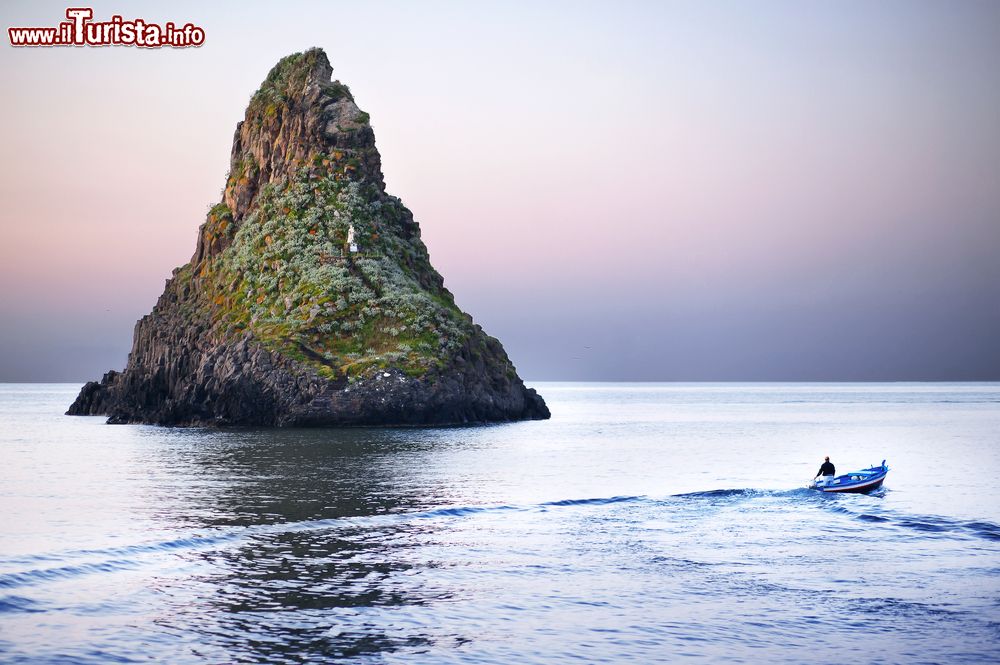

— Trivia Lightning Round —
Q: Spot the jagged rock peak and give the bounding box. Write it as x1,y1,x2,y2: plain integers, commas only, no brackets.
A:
260,47,335,94
68,48,549,427
195,47,384,267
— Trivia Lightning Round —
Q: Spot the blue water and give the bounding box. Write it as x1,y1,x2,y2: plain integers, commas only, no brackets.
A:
1,382,998,663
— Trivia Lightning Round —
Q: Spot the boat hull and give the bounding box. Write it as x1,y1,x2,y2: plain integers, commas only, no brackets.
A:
818,476,885,493
812,462,888,494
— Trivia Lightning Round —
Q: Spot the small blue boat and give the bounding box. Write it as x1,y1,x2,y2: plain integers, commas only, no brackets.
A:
812,460,889,494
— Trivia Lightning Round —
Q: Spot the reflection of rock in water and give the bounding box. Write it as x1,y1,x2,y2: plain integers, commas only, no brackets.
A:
156,429,428,526
140,428,462,658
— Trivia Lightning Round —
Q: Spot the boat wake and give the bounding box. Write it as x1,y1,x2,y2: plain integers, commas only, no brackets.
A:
2,489,998,596
820,502,1000,542
0,498,651,592
671,486,1000,542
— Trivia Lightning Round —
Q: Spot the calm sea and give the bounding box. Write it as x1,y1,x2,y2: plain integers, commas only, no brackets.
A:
1,382,998,664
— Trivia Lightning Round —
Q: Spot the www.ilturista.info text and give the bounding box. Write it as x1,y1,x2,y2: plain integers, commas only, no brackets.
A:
8,8,205,48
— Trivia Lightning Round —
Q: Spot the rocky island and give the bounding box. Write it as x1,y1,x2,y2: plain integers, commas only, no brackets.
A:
68,48,549,426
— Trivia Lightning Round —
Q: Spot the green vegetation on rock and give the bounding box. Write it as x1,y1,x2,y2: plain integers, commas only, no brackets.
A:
193,162,469,380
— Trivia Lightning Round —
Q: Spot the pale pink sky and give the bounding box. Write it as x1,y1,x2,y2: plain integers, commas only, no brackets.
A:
1,1,999,380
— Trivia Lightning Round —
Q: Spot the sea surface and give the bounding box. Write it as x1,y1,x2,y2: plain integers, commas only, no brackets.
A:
1,382,998,664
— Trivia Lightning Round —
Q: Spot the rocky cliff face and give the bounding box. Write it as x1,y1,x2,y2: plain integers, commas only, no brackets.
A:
68,48,549,426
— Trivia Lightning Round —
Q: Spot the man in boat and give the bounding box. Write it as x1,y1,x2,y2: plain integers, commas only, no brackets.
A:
815,456,836,479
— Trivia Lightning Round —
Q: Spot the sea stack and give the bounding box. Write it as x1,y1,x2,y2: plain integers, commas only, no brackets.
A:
68,48,549,426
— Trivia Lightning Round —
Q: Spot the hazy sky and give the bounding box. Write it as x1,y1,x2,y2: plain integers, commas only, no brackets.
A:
1,0,998,381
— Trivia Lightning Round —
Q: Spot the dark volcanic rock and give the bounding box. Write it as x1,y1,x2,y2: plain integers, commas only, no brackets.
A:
68,48,549,427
